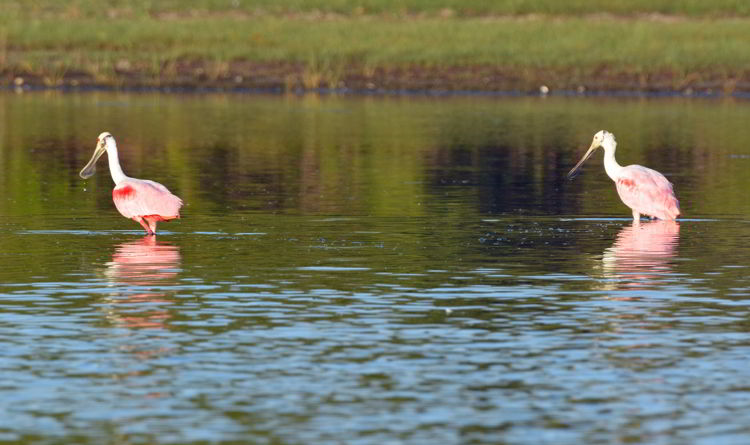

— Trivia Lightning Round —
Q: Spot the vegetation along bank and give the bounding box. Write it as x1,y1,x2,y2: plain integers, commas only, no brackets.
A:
2,0,750,94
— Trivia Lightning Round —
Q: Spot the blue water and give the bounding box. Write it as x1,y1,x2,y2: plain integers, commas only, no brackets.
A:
2,92,750,444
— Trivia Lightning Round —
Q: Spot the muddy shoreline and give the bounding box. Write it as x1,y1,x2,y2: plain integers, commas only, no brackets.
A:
4,61,750,95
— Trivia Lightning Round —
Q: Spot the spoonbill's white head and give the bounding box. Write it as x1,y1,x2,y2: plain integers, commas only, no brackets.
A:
80,132,116,179
593,130,617,152
567,130,617,179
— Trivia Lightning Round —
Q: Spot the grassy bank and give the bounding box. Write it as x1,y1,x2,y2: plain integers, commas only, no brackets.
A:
2,1,750,93
5,0,750,18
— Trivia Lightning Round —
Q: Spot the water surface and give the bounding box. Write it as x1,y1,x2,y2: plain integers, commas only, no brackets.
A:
2,92,750,444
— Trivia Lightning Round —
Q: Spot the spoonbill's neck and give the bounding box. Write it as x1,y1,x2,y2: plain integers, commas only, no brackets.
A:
105,140,128,185
603,146,623,182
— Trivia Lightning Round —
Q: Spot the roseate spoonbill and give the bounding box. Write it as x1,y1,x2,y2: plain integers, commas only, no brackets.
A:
567,130,680,221
80,132,183,235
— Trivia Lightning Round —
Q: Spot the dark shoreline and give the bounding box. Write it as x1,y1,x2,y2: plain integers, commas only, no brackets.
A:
6,85,750,100
4,62,750,97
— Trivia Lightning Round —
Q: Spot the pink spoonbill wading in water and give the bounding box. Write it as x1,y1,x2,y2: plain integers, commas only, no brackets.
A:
80,132,183,235
567,130,680,222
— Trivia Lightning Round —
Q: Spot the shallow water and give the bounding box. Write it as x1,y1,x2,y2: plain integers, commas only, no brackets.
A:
2,92,750,444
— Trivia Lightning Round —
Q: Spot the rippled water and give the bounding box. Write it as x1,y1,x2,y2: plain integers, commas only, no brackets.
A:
2,92,750,444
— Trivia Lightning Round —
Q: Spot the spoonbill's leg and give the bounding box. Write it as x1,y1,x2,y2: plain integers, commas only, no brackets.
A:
632,210,641,224
146,218,158,235
135,217,154,235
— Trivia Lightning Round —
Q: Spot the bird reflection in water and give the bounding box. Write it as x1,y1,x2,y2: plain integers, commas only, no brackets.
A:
103,236,181,329
600,220,680,291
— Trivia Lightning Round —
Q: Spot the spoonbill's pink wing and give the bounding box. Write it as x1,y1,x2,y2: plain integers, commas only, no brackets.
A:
615,165,680,220
112,179,183,221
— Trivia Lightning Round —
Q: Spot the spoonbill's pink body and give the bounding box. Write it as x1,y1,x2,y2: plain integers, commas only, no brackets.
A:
568,130,680,222
80,132,183,235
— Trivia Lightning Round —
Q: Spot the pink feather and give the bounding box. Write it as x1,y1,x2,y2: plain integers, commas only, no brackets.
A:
614,165,680,220
112,179,183,222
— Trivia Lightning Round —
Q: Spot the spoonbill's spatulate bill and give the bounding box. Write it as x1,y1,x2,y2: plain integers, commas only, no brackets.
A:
80,132,183,235
567,130,680,221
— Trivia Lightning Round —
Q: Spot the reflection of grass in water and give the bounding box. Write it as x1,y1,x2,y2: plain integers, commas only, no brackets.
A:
3,93,750,219
2,2,750,90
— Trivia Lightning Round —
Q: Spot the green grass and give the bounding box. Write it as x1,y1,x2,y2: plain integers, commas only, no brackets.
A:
2,0,750,91
3,0,750,17
6,17,749,69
